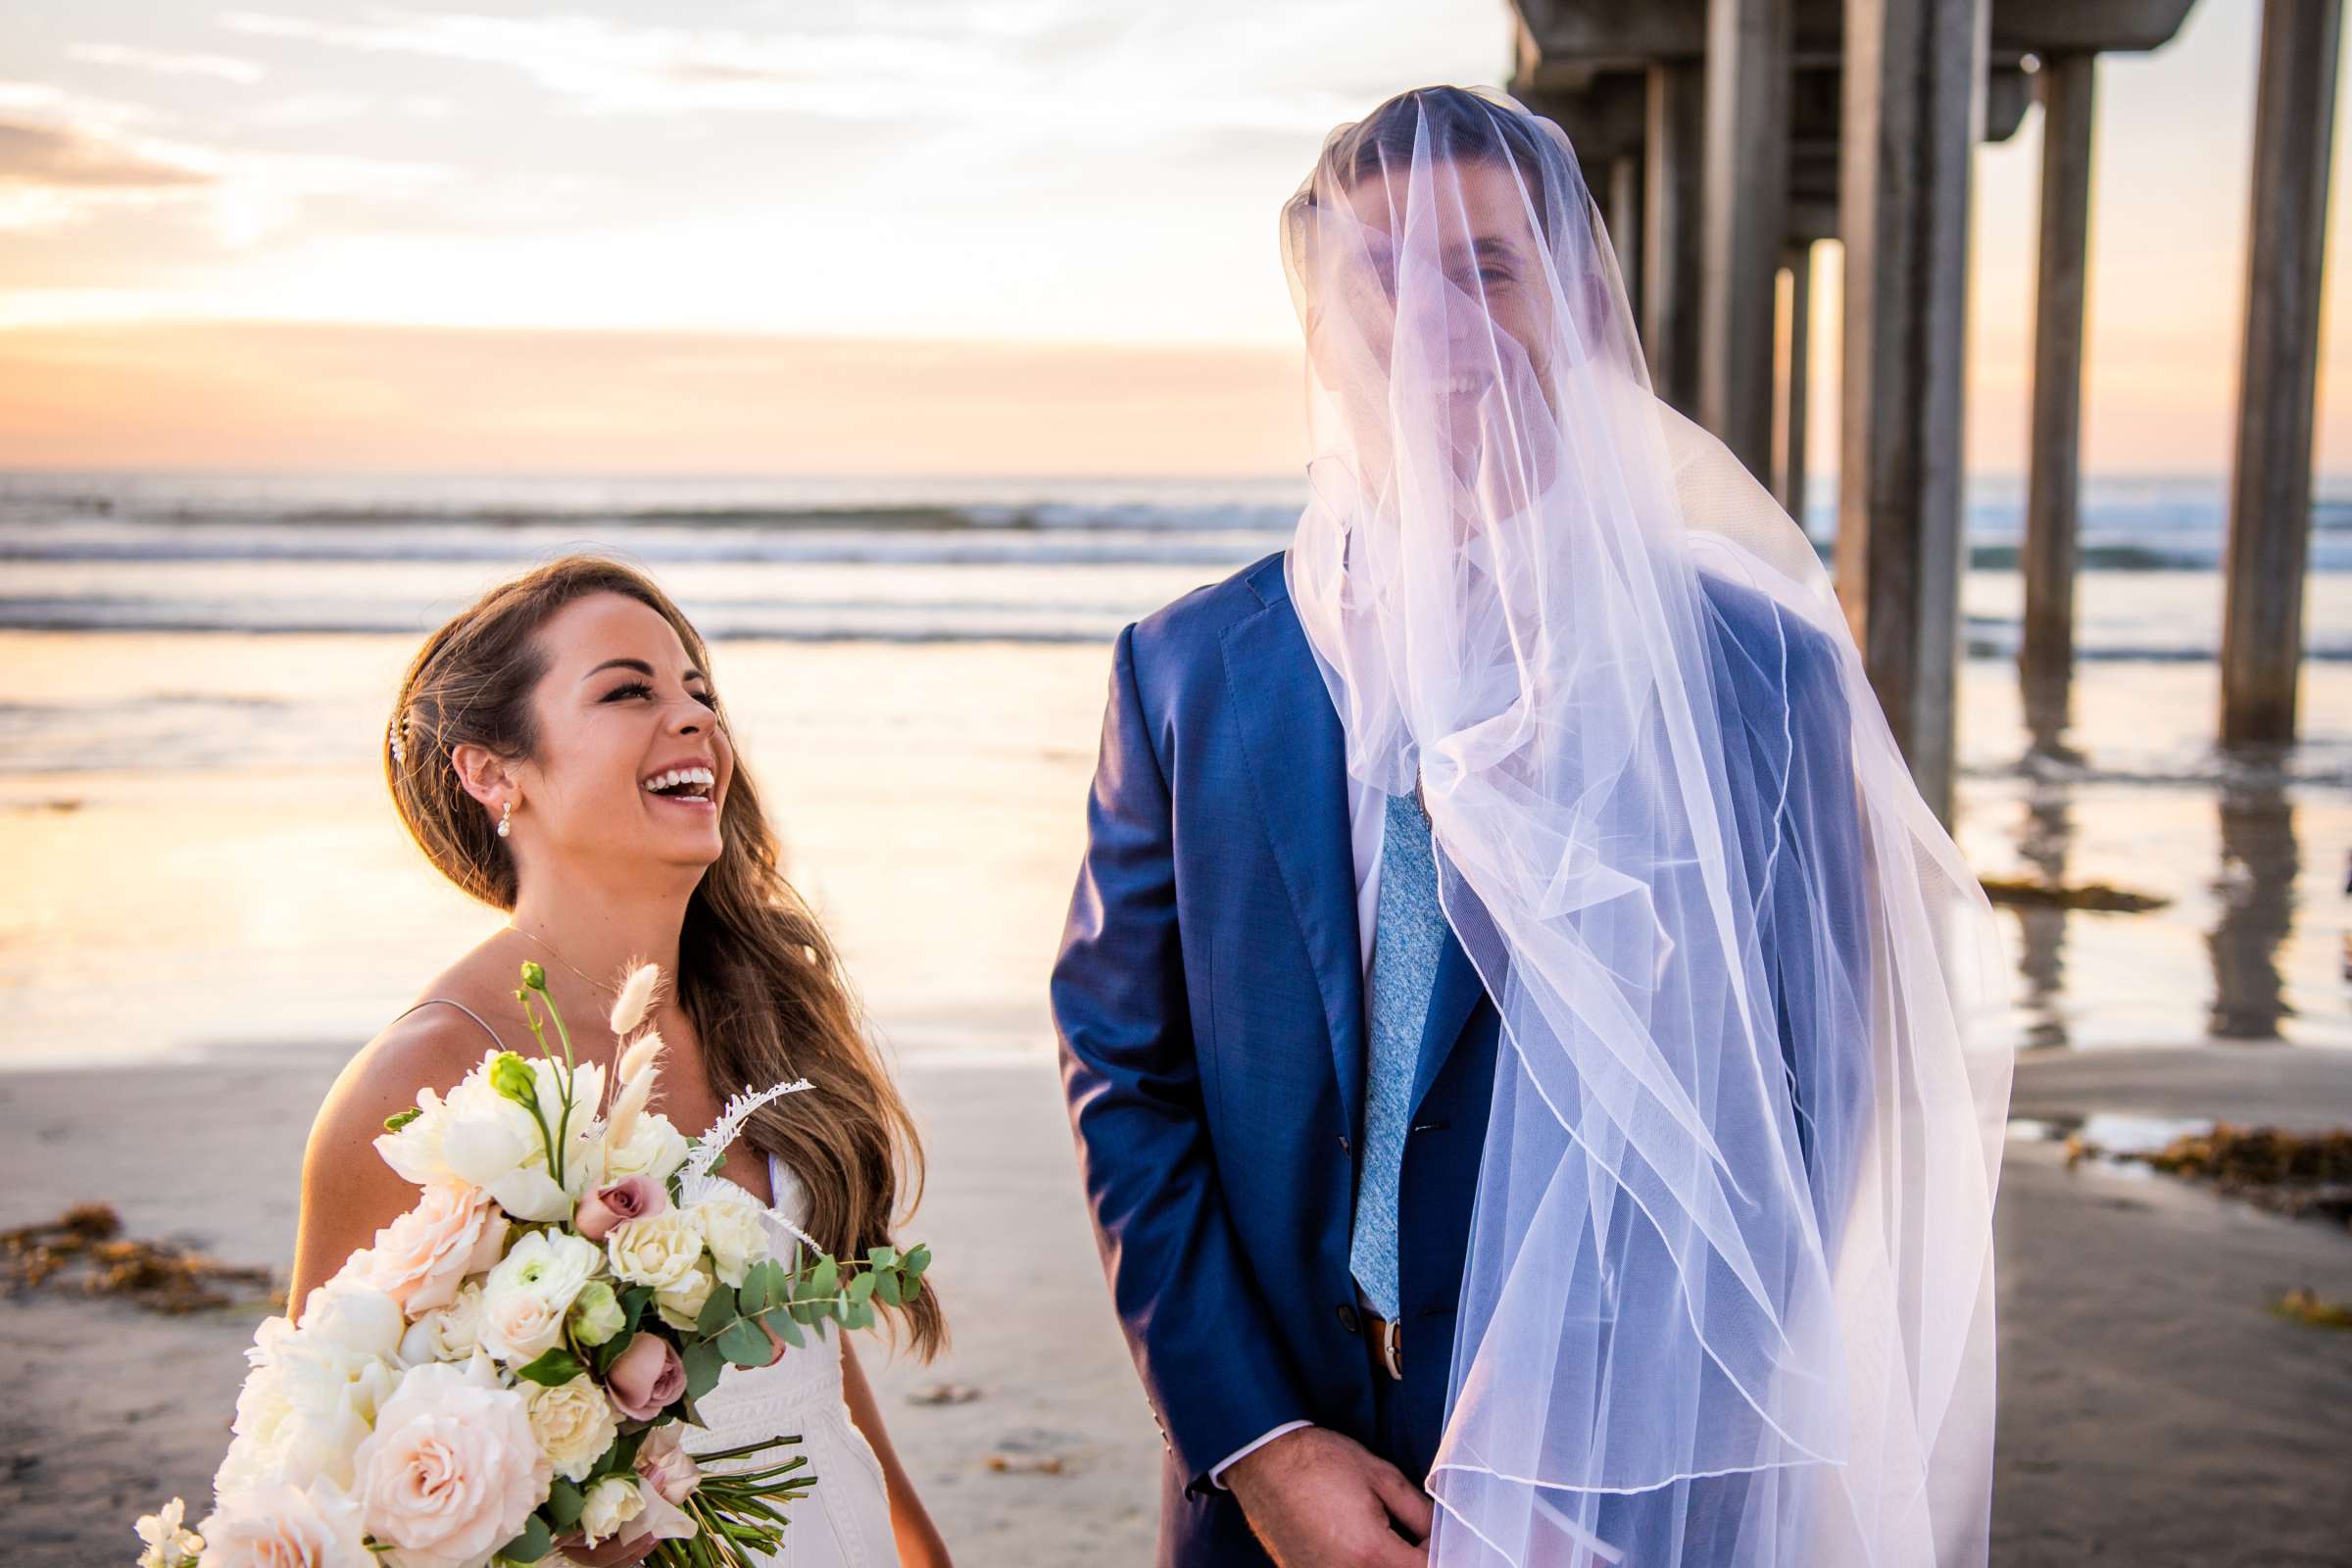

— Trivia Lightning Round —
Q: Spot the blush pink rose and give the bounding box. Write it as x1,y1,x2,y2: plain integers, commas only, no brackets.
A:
362,1180,509,1314
550,1521,662,1567
604,1333,686,1422
633,1421,701,1504
351,1359,549,1568
573,1174,668,1243
195,1480,368,1568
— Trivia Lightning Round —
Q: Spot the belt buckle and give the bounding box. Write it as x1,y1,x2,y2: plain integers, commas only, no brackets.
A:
1374,1314,1403,1381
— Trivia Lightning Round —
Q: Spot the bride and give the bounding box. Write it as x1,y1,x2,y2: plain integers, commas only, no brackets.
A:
288,554,950,1567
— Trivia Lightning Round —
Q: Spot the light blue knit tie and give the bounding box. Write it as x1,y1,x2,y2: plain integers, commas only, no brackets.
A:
1349,786,1447,1320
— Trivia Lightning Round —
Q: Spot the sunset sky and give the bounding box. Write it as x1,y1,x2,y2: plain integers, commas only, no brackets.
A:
1,0,2347,475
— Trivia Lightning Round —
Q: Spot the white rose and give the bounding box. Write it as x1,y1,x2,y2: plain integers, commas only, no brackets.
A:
211,1359,294,1501
605,1209,704,1291
477,1231,601,1364
295,1278,406,1362
653,1264,714,1331
231,1286,403,1492
477,1289,564,1366
689,1193,767,1289
269,1350,398,1493
601,1112,689,1186
524,1375,621,1483
400,1281,485,1365
577,1475,645,1547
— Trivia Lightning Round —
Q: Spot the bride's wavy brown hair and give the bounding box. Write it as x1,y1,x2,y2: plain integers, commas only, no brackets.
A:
382,554,943,1358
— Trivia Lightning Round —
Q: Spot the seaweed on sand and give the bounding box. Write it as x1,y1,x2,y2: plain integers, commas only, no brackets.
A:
1,1202,273,1314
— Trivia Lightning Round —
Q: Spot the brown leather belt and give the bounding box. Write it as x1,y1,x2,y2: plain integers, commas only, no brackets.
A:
1360,1301,1404,1381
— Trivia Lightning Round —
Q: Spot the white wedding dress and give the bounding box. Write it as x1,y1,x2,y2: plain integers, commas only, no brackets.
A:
685,1154,900,1566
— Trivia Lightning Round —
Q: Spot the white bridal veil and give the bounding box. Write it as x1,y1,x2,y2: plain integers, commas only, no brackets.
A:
1281,88,2012,1566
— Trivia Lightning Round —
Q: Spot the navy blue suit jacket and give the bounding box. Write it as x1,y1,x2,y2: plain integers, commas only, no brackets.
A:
1052,552,1867,1566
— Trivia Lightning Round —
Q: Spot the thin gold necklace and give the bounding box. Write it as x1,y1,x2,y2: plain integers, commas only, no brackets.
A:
503,922,612,1001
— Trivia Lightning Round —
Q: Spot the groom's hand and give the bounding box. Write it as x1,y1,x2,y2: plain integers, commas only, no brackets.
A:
1224,1425,1432,1567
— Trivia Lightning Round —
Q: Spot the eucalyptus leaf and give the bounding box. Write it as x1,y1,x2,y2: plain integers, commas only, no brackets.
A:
756,1258,791,1308
904,1244,931,1277
496,1514,554,1563
874,1270,904,1308
544,1479,585,1530
866,1246,899,1270
682,1340,726,1399
847,1271,877,1304
695,1284,737,1337
761,1306,806,1348
716,1318,771,1367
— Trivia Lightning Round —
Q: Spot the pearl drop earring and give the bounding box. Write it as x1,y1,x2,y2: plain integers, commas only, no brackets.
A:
498,799,514,839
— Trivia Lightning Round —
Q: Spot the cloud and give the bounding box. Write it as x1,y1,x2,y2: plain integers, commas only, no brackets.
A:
65,43,267,84
0,120,213,189
212,7,1377,132
0,80,445,240
242,91,376,127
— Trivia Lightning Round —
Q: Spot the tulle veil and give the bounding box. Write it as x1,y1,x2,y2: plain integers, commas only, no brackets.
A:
1279,86,2012,1567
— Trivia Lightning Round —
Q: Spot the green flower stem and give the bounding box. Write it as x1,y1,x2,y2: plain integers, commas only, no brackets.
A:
676,1435,803,1464
515,971,583,1191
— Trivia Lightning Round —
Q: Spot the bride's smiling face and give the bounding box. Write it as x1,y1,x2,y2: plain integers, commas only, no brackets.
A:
492,591,736,877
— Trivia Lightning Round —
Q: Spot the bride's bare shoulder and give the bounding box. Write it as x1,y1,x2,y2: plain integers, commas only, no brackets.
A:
311,956,518,1155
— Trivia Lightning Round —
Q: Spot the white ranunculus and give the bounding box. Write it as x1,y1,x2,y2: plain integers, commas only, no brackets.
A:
653,1264,714,1331
577,1475,645,1547
478,1230,603,1364
600,1110,689,1186
400,1281,486,1365
605,1209,704,1291
688,1192,767,1289
524,1375,621,1483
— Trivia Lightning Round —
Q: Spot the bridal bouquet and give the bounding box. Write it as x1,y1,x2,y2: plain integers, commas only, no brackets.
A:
134,960,928,1568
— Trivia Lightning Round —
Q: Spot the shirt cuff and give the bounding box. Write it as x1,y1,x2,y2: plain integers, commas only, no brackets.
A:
1207,1421,1313,1491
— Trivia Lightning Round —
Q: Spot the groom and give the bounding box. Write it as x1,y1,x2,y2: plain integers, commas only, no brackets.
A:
1054,81,1889,1568
1050,541,1868,1568
1051,550,1493,1567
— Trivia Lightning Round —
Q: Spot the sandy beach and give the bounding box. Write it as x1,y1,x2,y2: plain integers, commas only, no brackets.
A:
5,1042,2349,1567
2,621,2347,1565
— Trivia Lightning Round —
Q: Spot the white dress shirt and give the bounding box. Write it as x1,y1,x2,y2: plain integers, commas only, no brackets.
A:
1209,771,1387,1487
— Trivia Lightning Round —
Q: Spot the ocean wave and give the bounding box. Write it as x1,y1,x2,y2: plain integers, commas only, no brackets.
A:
0,519,1286,569
6,591,2348,661
6,523,2348,575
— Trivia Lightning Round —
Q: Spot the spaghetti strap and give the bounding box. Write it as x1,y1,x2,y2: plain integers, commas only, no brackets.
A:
393,998,508,1051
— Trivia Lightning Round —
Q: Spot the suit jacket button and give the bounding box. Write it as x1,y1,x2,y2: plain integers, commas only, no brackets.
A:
1337,1302,1360,1335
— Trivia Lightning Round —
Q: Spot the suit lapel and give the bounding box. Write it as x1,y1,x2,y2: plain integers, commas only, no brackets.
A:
1221,568,1367,1143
